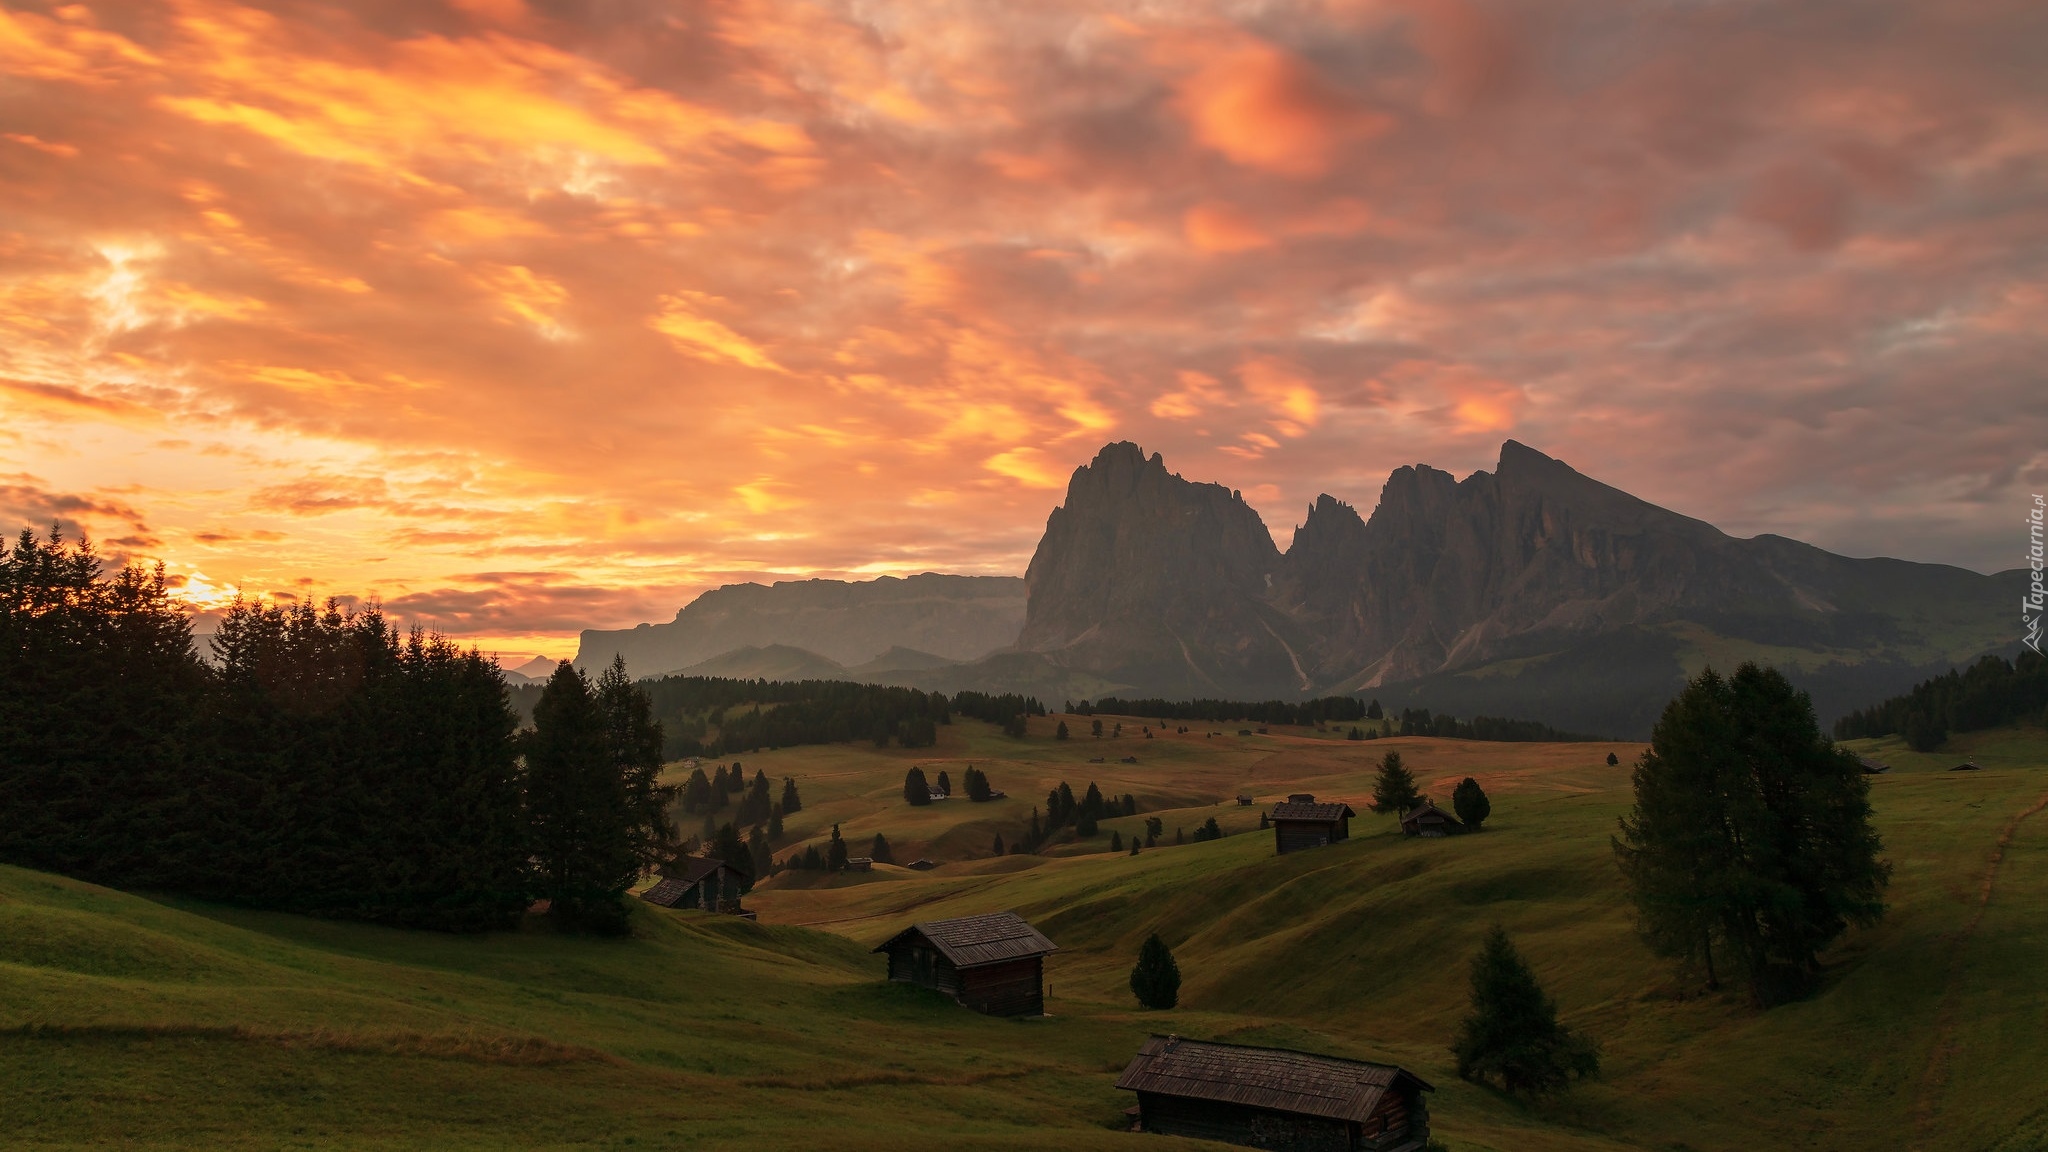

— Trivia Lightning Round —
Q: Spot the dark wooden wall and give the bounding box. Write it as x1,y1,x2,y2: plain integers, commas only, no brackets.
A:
956,956,1043,1016
886,943,963,997
1135,1093,1355,1152
1274,820,1345,855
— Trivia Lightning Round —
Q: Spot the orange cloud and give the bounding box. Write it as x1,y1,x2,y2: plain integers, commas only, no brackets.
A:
1183,201,1272,253
1163,34,1386,177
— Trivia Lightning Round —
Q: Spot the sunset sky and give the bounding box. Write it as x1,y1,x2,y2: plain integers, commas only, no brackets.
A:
3,0,2042,660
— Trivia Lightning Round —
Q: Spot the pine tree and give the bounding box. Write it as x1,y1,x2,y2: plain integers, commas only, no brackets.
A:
1129,933,1181,1009
726,762,746,792
826,823,849,871
595,656,676,873
1370,751,1422,815
768,803,784,840
1110,831,1123,852
936,770,952,797
1451,926,1599,1093
780,776,802,815
680,767,713,813
991,832,1005,856
748,825,773,879
869,832,894,864
1056,720,1070,740
1129,839,1140,856
1453,777,1491,830
903,766,932,806
524,663,637,934
1615,664,1889,1004
1606,752,1620,766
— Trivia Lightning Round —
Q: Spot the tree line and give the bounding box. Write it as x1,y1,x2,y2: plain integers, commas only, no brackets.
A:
1075,695,1369,725
1831,650,2048,750
0,530,672,934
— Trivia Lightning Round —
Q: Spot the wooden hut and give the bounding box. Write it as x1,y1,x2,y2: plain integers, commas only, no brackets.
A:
872,911,1056,1016
1115,1035,1433,1151
640,856,752,914
1270,795,1354,855
1398,801,1461,838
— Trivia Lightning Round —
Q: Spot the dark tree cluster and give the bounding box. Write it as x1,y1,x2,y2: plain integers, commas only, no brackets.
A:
1616,663,1890,1005
1078,695,1368,726
1833,651,2048,751
1020,779,1136,848
1129,933,1181,1009
961,765,997,801
950,691,1047,726
0,530,674,934
903,766,932,806
1188,816,1225,842
1397,707,1603,743
509,675,955,759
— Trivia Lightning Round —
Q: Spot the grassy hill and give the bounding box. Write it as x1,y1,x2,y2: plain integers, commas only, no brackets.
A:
4,718,2045,1149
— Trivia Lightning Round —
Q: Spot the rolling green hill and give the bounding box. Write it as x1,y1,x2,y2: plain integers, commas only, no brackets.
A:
4,721,2045,1150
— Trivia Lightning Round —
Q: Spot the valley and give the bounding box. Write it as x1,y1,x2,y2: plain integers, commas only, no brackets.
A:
6,716,2044,1150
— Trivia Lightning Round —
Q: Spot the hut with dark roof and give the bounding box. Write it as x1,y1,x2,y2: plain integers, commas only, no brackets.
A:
1269,794,1354,855
1397,801,1461,838
1115,1035,1433,1152
640,856,751,915
872,911,1056,1016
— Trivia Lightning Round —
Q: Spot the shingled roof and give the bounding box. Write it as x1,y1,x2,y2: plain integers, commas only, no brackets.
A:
872,911,1057,969
1269,800,1355,823
1398,801,1459,828
1115,1035,1431,1124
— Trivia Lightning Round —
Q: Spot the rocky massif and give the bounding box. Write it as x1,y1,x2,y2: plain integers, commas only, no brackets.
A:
576,441,2021,737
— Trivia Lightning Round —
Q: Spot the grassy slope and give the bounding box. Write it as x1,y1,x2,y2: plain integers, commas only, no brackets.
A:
3,719,2044,1150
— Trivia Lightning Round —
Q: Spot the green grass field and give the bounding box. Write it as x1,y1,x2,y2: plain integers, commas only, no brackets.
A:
3,716,2044,1150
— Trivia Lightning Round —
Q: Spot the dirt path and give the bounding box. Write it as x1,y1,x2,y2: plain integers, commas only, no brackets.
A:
1909,784,2048,1147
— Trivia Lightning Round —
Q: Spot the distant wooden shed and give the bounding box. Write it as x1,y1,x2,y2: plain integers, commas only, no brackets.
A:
1115,1034,1434,1151
641,856,752,914
873,911,1056,1016
1398,802,1461,838
1857,756,1890,774
1270,795,1354,855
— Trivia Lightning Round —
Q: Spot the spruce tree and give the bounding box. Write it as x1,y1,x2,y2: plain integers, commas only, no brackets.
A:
1452,777,1491,830
869,832,894,865
1129,839,1140,856
936,770,952,796
768,803,784,840
1615,664,1889,1004
903,766,932,805
1110,831,1123,852
991,832,1004,856
1056,720,1070,739
1370,751,1422,815
524,663,637,934
1606,752,1620,766
780,776,802,814
1452,926,1598,1093
826,823,849,871
595,656,676,873
1129,933,1181,1009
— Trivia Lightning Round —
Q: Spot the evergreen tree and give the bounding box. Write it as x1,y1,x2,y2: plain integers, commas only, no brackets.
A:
1451,926,1599,1093
826,823,849,871
1615,664,1889,1004
964,766,993,802
1122,794,1137,816
1370,751,1422,815
1027,807,1041,849
801,843,823,870
1110,831,1123,852
1081,782,1105,819
748,825,773,879
680,767,713,813
524,663,638,934
1129,839,1140,856
711,821,750,885
903,766,932,806
726,762,746,792
1091,718,1103,737
780,776,802,814
936,769,952,796
595,656,676,873
1056,720,1070,740
768,803,784,840
1453,777,1491,830
991,832,1004,856
1129,933,1181,1009
1366,699,1383,719
1606,752,1619,766
869,832,894,865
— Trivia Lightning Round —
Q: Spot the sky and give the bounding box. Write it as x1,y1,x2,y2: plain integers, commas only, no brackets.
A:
2,0,2043,661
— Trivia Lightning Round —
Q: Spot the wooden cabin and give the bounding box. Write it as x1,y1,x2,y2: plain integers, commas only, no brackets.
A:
1116,1035,1433,1152
872,911,1056,1017
1857,756,1890,774
846,856,874,872
1236,794,1256,807
1270,795,1354,855
1398,801,1461,838
640,856,752,914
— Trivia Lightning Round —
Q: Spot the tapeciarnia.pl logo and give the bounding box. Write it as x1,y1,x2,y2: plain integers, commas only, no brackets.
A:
2027,494,2045,655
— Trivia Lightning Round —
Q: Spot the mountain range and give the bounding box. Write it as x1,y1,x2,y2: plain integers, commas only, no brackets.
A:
576,441,2024,737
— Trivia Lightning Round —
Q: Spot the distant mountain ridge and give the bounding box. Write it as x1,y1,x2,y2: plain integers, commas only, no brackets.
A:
575,573,1024,678
576,442,2022,737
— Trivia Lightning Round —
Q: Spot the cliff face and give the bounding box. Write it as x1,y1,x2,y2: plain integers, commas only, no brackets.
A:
1013,439,2018,732
1017,442,1309,697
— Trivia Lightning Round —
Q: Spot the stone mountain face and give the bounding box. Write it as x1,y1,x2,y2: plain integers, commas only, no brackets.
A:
1016,442,1311,698
575,573,1025,678
1015,439,2020,735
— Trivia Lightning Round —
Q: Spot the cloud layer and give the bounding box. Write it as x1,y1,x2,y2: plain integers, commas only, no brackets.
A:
3,0,2043,657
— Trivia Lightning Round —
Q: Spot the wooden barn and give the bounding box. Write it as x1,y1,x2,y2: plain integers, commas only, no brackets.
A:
1398,801,1461,838
1115,1035,1433,1152
1270,795,1354,855
640,856,752,914
873,911,1056,1017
